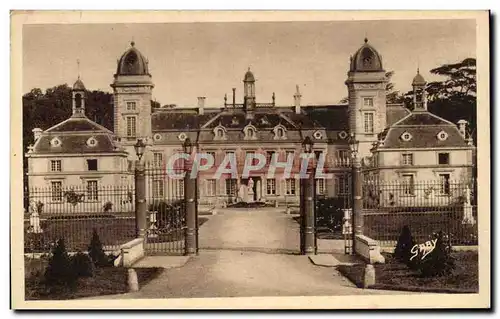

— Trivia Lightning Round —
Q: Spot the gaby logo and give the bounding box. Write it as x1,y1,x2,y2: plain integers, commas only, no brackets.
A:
158,152,341,180
409,239,438,261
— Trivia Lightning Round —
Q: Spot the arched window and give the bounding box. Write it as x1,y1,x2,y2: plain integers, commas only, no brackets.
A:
247,128,255,138
75,93,82,109
214,126,226,140
276,128,284,138
244,125,257,140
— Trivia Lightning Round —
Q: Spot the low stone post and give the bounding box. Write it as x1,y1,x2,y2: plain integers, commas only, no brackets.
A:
363,264,376,288
127,268,139,292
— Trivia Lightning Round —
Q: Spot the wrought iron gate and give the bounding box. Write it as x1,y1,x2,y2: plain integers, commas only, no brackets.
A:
144,163,187,255
314,171,353,254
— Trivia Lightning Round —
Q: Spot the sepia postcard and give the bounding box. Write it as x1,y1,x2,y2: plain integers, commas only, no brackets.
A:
10,10,490,309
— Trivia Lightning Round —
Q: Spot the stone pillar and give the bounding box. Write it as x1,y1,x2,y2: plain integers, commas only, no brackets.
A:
302,165,316,255
352,155,363,252
184,162,198,256
135,161,147,238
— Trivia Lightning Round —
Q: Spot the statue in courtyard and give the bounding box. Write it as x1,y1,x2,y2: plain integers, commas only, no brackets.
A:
247,178,255,203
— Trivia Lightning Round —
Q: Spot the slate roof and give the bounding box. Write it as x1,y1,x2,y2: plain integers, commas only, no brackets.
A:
33,134,118,154
46,113,113,133
395,112,452,126
301,105,349,130
31,113,122,155
152,112,211,131
202,112,297,130
386,104,411,126
378,111,468,149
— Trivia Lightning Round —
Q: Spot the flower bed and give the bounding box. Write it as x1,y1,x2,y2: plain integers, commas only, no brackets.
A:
25,266,162,300
337,251,478,293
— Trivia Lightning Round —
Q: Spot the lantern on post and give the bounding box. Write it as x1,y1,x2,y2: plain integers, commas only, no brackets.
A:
183,136,198,256
183,137,193,154
302,136,314,154
133,138,147,238
348,133,360,159
348,132,363,254
134,139,146,161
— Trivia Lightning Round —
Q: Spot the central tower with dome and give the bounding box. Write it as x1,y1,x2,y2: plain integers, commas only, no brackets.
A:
111,41,155,152
345,38,387,158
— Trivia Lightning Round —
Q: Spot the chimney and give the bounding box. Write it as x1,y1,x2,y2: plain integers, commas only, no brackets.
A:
294,85,302,114
457,120,468,139
197,97,206,115
32,128,43,141
232,88,236,108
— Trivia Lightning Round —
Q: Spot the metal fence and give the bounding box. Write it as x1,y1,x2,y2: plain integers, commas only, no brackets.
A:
144,163,187,255
314,172,353,254
362,178,477,247
24,185,136,255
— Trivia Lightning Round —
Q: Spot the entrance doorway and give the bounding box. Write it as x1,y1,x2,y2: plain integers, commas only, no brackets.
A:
240,177,261,202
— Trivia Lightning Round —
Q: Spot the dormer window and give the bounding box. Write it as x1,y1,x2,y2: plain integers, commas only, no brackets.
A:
50,137,62,147
86,137,98,147
153,133,162,142
273,125,287,140
338,131,348,140
243,124,257,140
178,132,187,142
213,125,227,140
437,130,449,141
401,131,413,142
313,131,323,140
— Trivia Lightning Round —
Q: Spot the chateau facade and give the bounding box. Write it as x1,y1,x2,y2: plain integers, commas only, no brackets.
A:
26,39,475,208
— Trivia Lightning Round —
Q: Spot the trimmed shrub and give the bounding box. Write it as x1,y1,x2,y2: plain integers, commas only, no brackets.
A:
414,231,455,277
44,238,77,286
394,225,416,267
88,229,108,267
71,252,95,277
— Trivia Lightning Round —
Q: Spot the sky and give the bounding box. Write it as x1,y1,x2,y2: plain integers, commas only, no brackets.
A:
23,19,476,107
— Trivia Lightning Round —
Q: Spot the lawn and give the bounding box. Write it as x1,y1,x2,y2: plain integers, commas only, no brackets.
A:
363,211,478,246
338,251,478,293
25,216,209,253
25,266,163,300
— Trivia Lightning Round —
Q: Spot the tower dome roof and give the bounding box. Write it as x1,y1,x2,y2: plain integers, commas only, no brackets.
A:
412,69,426,86
350,38,384,72
244,68,255,82
73,78,86,91
116,41,150,76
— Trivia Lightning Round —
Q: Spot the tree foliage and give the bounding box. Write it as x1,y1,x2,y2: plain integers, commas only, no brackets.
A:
401,58,477,141
22,84,115,199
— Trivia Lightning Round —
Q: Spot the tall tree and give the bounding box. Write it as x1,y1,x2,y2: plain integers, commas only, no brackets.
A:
22,84,114,200
402,58,476,141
